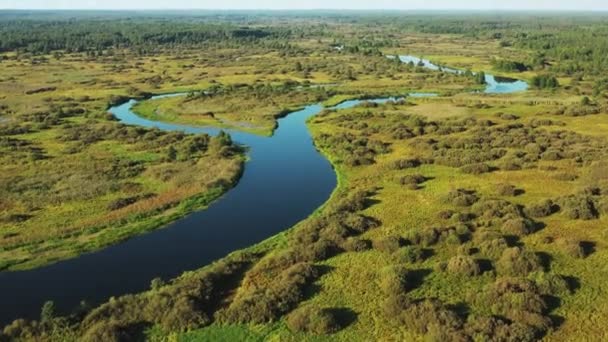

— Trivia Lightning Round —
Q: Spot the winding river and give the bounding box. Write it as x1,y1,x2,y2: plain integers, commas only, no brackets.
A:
0,56,528,325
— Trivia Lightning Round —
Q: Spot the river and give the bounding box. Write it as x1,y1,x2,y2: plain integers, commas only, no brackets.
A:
0,56,527,325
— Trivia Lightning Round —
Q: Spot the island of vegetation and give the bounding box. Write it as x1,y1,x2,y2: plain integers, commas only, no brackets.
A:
1,10,608,342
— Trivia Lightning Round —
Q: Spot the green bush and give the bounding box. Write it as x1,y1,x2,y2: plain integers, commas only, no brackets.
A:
399,299,464,335
446,189,479,207
461,163,492,174
558,195,598,220
496,184,520,196
342,237,372,252
501,218,535,236
478,236,509,259
524,199,559,218
219,262,318,324
392,158,421,170
446,255,481,276
81,321,131,342
393,245,425,263
528,271,571,296
476,277,552,334
496,247,543,276
398,174,427,189
379,266,412,296
372,235,403,253
405,228,439,247
465,315,538,342
286,306,342,335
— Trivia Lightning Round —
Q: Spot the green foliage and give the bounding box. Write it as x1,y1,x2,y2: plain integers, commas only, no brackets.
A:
40,301,56,327
286,305,342,335
492,59,529,72
531,74,559,89
393,245,425,263
446,188,479,207
372,235,403,253
475,71,487,85
379,265,412,296
496,247,544,276
397,299,465,337
446,255,481,276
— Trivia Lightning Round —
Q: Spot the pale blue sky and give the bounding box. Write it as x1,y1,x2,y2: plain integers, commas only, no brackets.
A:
1,0,608,11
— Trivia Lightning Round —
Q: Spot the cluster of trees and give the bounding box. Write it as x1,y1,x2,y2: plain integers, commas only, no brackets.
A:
531,74,560,89
491,58,529,72
0,17,289,54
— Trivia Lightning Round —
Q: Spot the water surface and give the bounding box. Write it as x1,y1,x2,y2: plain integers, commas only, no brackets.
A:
397,55,529,93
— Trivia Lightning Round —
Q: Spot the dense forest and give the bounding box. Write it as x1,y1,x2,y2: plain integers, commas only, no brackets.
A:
2,11,608,75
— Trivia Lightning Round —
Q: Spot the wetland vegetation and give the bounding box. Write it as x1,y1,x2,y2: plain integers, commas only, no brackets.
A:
2,9,608,342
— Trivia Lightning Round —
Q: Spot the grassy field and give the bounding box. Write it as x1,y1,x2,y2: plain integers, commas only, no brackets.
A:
0,50,247,270
170,39,608,341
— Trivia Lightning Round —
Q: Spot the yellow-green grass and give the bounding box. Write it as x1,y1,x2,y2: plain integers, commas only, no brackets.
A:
180,92,608,341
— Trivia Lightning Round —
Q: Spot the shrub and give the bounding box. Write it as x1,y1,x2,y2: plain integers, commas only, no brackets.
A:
446,255,481,276
446,189,479,207
472,199,524,221
392,158,421,170
531,74,559,89
382,294,412,318
465,315,538,342
220,262,319,324
399,299,464,335
292,239,338,262
488,280,552,335
500,158,523,171
524,199,559,218
541,149,563,161
496,184,520,197
437,210,454,220
81,321,131,342
496,247,543,276
501,218,535,236
342,237,372,252
461,163,492,174
341,213,380,234
398,174,426,189
379,266,412,296
479,277,549,323
497,113,520,120
528,271,571,296
393,245,425,263
372,236,403,253
478,237,509,259
286,306,342,335
452,212,475,223
2,319,38,341
558,195,598,220
405,228,439,247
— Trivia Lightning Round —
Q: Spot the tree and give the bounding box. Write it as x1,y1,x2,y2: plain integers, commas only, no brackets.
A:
531,74,559,89
475,71,487,85
167,145,177,161
40,301,56,327
581,96,591,106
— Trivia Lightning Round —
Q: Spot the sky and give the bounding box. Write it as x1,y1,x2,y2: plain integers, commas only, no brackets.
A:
2,0,608,11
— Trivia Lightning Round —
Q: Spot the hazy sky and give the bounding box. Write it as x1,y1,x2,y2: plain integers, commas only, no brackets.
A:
2,0,608,11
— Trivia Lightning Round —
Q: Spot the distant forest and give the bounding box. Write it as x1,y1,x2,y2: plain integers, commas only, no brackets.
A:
2,11,608,74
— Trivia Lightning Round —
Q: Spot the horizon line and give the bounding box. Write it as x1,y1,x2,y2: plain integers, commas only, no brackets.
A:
2,8,608,12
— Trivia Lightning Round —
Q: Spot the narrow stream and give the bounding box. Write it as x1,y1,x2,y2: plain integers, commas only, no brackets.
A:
0,56,527,325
